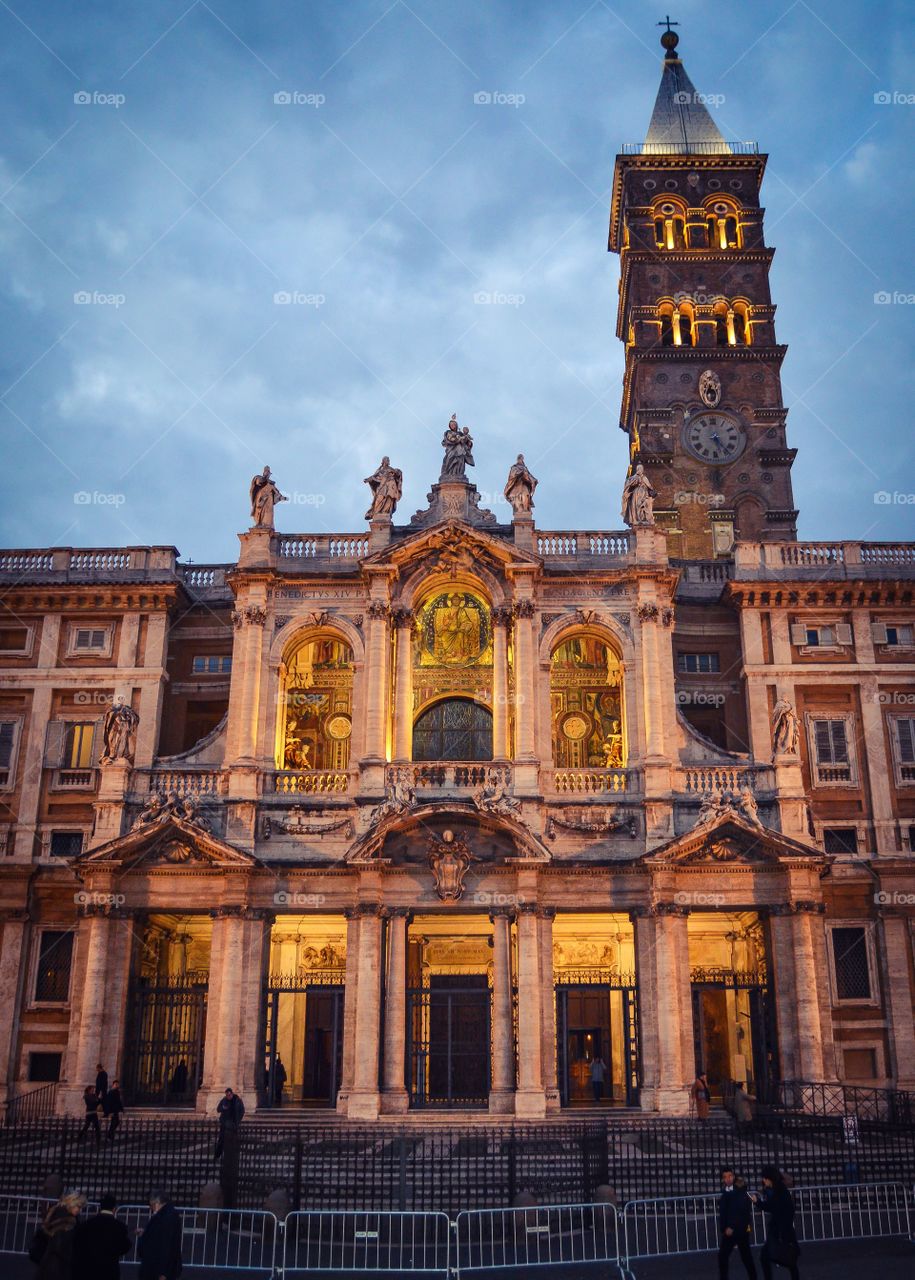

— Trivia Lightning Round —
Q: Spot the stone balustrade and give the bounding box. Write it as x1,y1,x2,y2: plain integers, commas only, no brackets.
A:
0,546,179,582
680,765,773,796
734,540,915,579
546,767,632,795
390,762,510,792
536,531,630,559
272,769,351,795
150,769,227,798
275,535,369,561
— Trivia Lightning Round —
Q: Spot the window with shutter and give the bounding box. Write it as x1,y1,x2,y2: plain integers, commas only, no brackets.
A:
790,624,808,645
64,722,95,769
43,721,67,768
830,927,872,1001
892,717,915,784
886,624,914,646
834,623,853,646
0,722,15,769
871,621,888,644
810,717,854,784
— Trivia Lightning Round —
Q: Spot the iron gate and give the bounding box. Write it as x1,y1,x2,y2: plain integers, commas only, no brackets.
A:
407,977,491,1108
555,970,640,1107
261,972,345,1108
122,974,207,1106
690,966,778,1099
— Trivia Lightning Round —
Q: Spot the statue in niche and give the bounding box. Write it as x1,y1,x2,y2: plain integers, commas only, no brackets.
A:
440,414,475,479
503,454,538,514
101,696,139,764
699,369,722,407
621,463,656,527
250,466,288,529
363,456,403,520
427,829,478,902
772,697,800,756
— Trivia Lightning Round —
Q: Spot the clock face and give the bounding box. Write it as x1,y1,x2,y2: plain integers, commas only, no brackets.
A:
684,413,746,463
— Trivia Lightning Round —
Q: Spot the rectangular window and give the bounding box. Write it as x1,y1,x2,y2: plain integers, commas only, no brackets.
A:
28,1052,62,1083
791,622,853,648
0,626,30,652
809,716,855,785
192,655,232,674
73,628,107,650
677,653,720,674
0,720,20,788
890,717,915,785
823,828,858,854
65,723,95,769
830,927,872,1001
34,931,74,1003
48,831,84,858
885,625,914,646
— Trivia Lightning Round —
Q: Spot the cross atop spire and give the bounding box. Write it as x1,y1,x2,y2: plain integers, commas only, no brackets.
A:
643,24,729,153
657,14,680,60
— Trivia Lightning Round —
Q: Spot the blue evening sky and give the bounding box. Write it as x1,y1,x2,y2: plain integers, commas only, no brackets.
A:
0,0,911,561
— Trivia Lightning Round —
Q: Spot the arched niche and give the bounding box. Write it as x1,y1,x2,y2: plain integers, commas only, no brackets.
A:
276,632,355,771
549,630,627,769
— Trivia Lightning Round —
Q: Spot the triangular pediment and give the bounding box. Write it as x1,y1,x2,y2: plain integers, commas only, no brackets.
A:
644,815,827,867
75,815,262,871
363,520,540,575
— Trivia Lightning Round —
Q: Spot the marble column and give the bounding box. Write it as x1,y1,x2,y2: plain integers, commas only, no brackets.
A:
489,910,515,1112
653,906,692,1114
12,684,53,860
638,607,664,760
236,912,273,1102
879,913,915,1089
65,910,112,1113
768,909,799,1081
198,909,248,1111
363,604,390,766
337,909,361,1111
0,912,28,1104
348,906,382,1119
538,907,560,1111
229,608,267,765
632,909,661,1109
381,909,410,1111
391,611,414,762
512,600,537,791
515,906,546,1117
491,609,511,761
791,906,826,1081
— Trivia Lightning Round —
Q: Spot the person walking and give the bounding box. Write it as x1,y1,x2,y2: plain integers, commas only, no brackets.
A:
76,1085,101,1145
33,1191,87,1280
273,1056,287,1107
691,1070,711,1120
137,1191,182,1280
95,1063,109,1103
215,1087,245,1158
752,1166,800,1280
589,1055,607,1104
73,1193,131,1280
717,1166,758,1279
103,1079,125,1141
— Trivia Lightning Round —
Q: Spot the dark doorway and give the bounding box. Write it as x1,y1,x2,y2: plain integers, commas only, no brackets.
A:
262,980,344,1108
556,979,640,1107
408,975,490,1107
122,976,207,1106
303,989,344,1102
412,698,493,761
690,969,778,1100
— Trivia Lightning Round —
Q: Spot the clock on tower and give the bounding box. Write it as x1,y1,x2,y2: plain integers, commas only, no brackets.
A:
608,26,798,560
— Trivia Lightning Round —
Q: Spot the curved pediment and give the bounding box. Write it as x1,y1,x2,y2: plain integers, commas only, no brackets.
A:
346,800,551,865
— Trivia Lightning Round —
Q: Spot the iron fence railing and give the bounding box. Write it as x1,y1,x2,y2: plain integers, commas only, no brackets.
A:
4,1084,58,1127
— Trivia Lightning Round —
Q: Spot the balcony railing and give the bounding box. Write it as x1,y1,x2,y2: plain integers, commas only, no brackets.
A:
547,768,631,795
275,535,369,562
536,531,630,559
621,140,759,156
50,768,97,791
0,546,180,582
393,762,506,793
735,540,915,579
150,769,227,798
681,765,773,795
272,770,350,795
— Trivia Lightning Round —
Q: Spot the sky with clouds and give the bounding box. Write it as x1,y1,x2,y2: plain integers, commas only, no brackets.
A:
0,0,912,563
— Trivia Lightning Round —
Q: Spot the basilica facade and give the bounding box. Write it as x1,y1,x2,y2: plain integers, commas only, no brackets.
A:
0,30,913,1121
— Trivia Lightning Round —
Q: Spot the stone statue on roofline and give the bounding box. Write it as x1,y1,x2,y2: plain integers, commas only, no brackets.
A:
440,414,475,480
504,454,537,515
364,456,403,520
621,463,656,527
250,466,288,529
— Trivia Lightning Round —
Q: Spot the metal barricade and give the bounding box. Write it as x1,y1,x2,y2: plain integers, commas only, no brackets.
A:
0,1196,99,1256
621,1182,914,1272
282,1209,451,1275
455,1202,622,1277
117,1204,278,1274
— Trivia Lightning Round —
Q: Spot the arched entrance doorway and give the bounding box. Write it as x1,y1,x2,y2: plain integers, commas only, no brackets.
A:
412,697,493,761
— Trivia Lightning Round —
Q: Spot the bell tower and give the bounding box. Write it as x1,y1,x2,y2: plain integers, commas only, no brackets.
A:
609,25,798,559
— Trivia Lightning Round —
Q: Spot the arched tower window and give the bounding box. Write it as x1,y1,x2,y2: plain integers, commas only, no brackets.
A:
675,301,696,347
279,635,354,771
411,588,494,760
653,201,687,250
659,303,675,347
732,301,751,346
550,633,625,769
706,200,742,249
713,302,730,347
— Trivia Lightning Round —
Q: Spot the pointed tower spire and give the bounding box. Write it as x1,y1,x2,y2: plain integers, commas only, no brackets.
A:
644,22,730,154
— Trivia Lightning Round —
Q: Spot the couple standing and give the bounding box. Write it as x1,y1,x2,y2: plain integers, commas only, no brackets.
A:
719,1165,801,1280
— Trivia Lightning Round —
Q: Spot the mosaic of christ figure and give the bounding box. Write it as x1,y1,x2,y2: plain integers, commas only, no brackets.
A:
432,593,482,665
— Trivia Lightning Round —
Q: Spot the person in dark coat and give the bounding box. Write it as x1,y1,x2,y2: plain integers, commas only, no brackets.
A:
137,1191,182,1280
76,1085,101,1144
273,1056,287,1106
36,1191,87,1280
103,1079,125,1140
73,1193,131,1280
169,1060,188,1099
95,1064,109,1102
717,1166,758,1278
752,1166,801,1280
214,1087,245,1158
